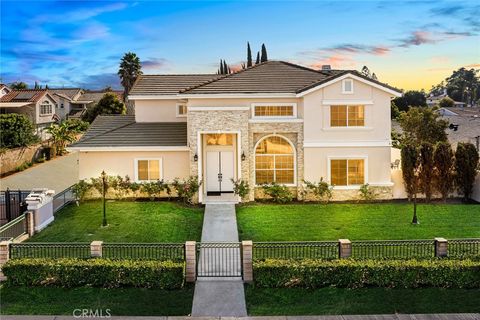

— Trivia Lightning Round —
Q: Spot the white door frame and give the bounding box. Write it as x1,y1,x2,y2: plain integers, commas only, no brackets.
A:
197,130,242,203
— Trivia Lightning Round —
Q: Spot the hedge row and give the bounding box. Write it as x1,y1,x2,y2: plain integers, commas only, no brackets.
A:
253,259,480,289
2,258,184,289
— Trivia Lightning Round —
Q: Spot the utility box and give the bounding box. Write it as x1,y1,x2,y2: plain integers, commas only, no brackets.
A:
25,188,55,232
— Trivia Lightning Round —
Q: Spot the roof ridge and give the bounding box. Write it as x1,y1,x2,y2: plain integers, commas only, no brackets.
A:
179,60,272,93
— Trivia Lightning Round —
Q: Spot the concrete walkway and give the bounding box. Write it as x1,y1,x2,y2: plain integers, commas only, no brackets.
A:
0,152,79,192
191,203,247,317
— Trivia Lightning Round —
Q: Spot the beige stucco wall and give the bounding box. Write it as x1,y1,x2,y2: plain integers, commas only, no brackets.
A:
135,99,187,122
78,151,190,181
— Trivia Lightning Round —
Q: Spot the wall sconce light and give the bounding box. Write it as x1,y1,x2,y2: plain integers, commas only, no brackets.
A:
194,153,198,162
241,152,246,161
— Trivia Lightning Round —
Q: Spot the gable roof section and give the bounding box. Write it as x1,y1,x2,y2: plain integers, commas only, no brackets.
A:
70,115,187,148
0,89,57,103
130,74,221,96
49,88,82,100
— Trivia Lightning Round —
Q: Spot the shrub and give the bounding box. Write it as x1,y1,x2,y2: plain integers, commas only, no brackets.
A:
3,258,184,289
358,183,376,201
438,97,455,109
232,179,250,201
261,182,293,203
141,180,171,200
433,141,454,202
72,179,91,202
253,259,480,289
64,118,89,132
83,93,126,123
454,142,479,201
172,176,201,205
419,142,434,202
401,144,419,201
15,161,33,172
35,156,46,163
303,178,333,203
0,114,39,148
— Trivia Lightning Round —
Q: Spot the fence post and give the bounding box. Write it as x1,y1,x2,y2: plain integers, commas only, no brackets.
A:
434,238,448,257
0,240,12,281
26,211,35,237
242,240,253,283
338,239,352,258
90,241,103,257
185,241,196,282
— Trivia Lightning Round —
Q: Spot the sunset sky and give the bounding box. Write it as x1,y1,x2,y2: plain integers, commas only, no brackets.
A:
1,0,479,91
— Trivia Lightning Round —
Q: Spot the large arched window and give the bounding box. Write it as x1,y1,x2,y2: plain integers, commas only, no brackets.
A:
255,135,295,185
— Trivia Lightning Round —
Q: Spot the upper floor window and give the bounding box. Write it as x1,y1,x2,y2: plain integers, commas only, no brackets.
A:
330,105,365,127
342,79,354,94
135,159,162,181
252,103,296,118
40,101,53,115
330,159,365,186
177,104,187,117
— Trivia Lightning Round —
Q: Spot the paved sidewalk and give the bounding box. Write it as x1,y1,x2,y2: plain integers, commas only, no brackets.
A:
0,152,79,192
191,203,247,317
2,314,479,319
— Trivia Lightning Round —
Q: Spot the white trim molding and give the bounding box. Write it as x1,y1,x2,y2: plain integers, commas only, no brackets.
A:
188,106,250,111
133,157,163,182
304,141,391,148
67,146,190,152
249,119,303,123
250,102,298,119
322,100,373,105
128,95,179,100
179,93,296,99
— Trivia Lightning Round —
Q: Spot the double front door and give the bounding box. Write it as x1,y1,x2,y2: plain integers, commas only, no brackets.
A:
206,151,234,195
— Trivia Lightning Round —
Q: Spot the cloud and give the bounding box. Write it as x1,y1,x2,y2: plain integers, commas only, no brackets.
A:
32,2,128,24
142,58,169,70
464,63,480,69
76,73,122,90
398,31,437,47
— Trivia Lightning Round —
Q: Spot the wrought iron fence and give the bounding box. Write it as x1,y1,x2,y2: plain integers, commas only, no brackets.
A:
0,214,27,241
10,242,91,259
53,186,75,213
351,239,434,259
254,241,338,260
102,243,185,261
449,239,480,258
0,189,29,225
196,242,242,277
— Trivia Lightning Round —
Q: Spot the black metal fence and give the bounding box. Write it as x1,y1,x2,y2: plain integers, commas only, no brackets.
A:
196,242,242,277
103,243,185,261
0,214,27,241
0,189,29,225
449,239,480,258
10,242,91,259
53,186,75,213
351,239,435,259
254,241,338,260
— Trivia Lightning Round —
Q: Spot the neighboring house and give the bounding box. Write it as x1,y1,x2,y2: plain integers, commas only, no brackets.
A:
427,89,466,107
0,84,12,98
68,91,124,119
50,88,83,120
0,89,58,140
70,60,402,203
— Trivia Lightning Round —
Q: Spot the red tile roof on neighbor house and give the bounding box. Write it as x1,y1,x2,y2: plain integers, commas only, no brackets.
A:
0,89,54,103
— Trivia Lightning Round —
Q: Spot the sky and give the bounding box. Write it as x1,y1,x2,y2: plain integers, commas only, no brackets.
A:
1,0,479,91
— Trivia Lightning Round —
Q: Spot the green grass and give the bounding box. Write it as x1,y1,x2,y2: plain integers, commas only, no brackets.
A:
237,203,480,241
30,201,203,242
0,285,193,316
245,287,480,315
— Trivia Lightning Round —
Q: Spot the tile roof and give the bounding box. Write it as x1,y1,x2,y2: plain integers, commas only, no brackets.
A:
0,89,51,103
71,115,187,148
75,91,123,103
130,74,221,95
49,88,82,100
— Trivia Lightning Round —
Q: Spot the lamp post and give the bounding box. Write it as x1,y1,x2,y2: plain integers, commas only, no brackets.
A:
101,170,107,227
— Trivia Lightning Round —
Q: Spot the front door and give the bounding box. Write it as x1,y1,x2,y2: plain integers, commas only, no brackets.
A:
206,151,234,195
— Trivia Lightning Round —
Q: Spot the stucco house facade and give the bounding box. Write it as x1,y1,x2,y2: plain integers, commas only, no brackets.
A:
70,61,402,203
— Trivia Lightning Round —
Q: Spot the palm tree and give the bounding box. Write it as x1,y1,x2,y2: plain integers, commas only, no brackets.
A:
45,122,79,156
118,52,142,101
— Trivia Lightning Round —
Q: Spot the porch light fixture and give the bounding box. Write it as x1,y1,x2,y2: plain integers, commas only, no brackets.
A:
194,153,198,162
241,152,246,161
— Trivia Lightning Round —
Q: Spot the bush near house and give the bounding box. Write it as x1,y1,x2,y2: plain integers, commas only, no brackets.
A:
253,259,480,289
0,114,39,148
261,182,294,203
3,258,184,289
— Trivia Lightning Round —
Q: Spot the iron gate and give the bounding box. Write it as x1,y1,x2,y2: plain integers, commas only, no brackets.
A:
0,189,29,226
196,242,242,278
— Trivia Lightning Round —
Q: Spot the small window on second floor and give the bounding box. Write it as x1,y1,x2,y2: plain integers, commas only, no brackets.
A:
177,104,187,117
40,101,53,115
252,103,296,118
342,79,354,94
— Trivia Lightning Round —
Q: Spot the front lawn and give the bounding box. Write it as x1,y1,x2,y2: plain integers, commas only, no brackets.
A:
30,201,203,242
245,287,480,315
237,203,480,241
0,285,193,316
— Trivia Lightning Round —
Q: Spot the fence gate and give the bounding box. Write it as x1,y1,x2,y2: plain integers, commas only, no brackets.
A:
1,189,29,226
196,242,242,278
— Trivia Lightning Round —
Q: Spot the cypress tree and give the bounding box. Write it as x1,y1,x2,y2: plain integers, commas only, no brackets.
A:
255,51,260,64
454,142,479,201
219,59,224,74
433,141,454,202
419,142,434,202
223,60,228,74
247,42,252,67
260,44,268,62
401,143,420,224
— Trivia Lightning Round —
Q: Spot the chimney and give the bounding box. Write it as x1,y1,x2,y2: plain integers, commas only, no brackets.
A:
321,65,331,70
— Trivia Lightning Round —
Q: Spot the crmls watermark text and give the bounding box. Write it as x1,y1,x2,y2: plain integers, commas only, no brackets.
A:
73,309,112,318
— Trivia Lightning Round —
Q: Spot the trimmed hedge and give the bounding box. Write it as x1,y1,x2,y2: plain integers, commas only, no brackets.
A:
253,259,480,289
3,258,184,289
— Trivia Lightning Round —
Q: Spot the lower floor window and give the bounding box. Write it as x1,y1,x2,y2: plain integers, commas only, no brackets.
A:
330,159,365,186
136,159,162,181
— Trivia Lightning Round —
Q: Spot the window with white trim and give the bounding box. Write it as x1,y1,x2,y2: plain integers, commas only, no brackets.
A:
136,159,162,181
330,159,364,186
177,104,187,117
255,135,295,185
40,101,53,115
342,79,354,94
252,103,296,118
330,105,365,127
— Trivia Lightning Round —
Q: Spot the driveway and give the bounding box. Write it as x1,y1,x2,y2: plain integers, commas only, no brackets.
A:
0,152,79,192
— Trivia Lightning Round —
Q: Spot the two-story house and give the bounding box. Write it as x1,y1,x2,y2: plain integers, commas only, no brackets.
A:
70,61,402,203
